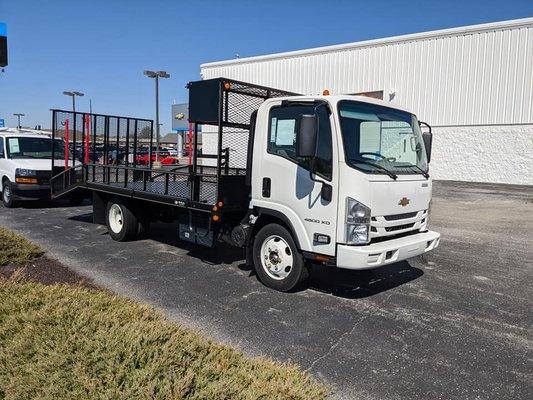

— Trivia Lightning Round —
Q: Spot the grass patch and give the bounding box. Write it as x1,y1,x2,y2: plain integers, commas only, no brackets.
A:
0,282,326,399
0,228,43,266
0,229,326,399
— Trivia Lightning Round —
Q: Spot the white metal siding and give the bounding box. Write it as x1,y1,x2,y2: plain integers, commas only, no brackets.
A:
201,19,533,126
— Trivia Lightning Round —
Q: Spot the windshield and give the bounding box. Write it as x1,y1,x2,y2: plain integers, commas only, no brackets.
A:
7,137,66,159
338,100,428,175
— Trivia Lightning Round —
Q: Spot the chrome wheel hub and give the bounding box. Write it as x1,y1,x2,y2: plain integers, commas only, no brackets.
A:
260,235,293,280
109,204,124,233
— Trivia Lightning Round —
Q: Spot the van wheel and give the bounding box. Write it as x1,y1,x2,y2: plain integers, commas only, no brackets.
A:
252,223,308,292
2,179,17,208
106,199,138,241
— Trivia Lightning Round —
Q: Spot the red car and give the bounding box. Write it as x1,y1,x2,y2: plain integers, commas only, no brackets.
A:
135,151,179,166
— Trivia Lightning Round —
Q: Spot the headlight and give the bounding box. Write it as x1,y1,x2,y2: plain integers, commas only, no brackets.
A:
345,198,371,245
15,168,37,177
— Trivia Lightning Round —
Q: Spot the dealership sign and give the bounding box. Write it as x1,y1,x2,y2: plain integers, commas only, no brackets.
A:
0,22,7,67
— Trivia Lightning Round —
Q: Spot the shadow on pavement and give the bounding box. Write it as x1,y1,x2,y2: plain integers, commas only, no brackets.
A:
304,261,423,299
16,199,89,209
67,210,423,299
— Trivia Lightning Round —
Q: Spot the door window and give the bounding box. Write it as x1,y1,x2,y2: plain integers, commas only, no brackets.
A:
268,104,333,180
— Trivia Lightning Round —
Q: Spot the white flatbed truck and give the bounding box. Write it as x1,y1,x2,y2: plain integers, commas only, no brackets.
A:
51,78,440,291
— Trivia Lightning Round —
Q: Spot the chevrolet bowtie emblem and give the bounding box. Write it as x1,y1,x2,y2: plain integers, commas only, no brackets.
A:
398,197,410,207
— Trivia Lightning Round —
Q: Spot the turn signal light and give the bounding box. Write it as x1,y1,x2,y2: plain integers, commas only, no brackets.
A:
314,254,331,262
223,82,232,90
15,177,38,184
322,89,330,96
212,214,220,222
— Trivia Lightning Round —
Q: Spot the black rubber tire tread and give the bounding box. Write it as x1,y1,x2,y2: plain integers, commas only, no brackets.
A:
252,223,308,292
105,198,138,241
2,179,17,208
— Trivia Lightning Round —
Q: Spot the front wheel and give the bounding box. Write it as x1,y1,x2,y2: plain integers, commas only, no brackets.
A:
106,199,138,241
2,179,17,208
252,223,308,292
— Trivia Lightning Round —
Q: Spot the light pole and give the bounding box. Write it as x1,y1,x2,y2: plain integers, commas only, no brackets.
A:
144,70,170,167
13,113,24,129
62,91,84,112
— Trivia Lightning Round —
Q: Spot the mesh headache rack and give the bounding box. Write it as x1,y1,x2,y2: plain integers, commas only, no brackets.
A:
50,78,297,211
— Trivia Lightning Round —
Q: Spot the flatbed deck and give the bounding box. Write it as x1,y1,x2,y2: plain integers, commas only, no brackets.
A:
50,78,297,213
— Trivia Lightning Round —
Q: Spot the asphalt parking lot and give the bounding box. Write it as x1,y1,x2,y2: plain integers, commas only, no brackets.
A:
1,181,531,400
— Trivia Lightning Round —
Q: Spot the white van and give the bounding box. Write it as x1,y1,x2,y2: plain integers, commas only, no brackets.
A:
0,128,73,207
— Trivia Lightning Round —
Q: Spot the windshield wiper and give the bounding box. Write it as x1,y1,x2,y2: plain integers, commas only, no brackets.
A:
396,164,429,179
348,158,397,180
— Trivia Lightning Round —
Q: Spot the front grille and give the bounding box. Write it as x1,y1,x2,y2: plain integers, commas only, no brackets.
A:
384,212,417,221
385,223,415,232
36,170,51,185
371,229,419,243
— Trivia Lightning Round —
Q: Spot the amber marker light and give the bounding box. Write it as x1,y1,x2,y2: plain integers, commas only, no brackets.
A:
15,177,38,184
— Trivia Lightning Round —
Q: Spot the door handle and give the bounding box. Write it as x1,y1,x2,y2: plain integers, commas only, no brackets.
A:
262,177,271,198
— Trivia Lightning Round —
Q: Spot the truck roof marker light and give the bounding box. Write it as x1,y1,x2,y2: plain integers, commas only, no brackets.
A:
322,89,330,96
224,82,231,90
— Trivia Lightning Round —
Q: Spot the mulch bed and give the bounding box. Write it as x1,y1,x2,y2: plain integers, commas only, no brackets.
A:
0,257,97,289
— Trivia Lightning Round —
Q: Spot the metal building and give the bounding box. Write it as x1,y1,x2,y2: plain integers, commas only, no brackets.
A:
200,18,533,185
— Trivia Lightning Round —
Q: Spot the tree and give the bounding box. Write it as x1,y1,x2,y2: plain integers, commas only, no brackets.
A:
138,126,152,139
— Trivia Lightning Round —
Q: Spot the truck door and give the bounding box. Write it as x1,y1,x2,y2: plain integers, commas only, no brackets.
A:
255,102,338,256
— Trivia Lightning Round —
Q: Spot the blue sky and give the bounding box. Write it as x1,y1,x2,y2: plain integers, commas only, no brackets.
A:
1,0,532,129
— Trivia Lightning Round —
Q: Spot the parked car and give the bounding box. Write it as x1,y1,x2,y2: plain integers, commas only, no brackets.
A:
135,150,179,166
164,147,178,156
0,128,80,207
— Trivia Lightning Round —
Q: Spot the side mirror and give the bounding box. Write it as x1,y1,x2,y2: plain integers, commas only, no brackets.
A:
419,121,432,163
422,132,432,163
296,114,317,158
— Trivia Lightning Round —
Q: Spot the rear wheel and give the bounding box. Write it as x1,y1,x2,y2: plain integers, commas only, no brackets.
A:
2,179,17,208
106,199,138,241
252,223,308,292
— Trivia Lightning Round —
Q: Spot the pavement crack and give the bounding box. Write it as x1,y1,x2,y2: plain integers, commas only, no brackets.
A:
305,312,370,373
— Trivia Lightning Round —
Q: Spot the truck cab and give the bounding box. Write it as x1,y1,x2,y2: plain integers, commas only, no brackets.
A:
246,94,440,290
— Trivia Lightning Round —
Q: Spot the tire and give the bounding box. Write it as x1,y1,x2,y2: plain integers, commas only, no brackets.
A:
252,223,308,292
105,198,138,241
2,179,17,208
137,218,151,238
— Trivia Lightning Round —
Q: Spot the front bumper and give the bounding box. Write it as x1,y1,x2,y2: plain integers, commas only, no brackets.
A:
11,183,51,200
336,230,440,270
